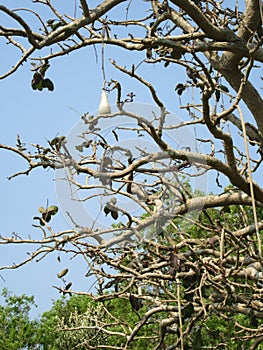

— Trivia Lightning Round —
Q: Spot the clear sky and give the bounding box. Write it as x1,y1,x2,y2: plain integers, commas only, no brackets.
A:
0,0,261,318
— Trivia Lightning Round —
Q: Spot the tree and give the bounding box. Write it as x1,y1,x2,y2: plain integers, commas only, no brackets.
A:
0,289,39,350
1,0,263,348
38,294,106,349
39,294,153,349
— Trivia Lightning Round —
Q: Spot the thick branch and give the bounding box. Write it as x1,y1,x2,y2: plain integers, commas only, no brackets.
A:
170,0,239,41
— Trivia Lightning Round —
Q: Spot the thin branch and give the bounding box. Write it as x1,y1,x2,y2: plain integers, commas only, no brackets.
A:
110,59,164,108
80,0,90,18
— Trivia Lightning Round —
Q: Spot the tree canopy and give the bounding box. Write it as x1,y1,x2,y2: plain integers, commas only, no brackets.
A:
1,0,263,349
0,289,39,349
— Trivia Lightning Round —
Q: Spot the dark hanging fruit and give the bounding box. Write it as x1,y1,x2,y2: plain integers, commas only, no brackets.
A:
129,294,143,311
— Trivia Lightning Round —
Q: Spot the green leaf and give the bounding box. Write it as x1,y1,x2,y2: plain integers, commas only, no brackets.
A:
50,136,66,150
38,206,46,214
31,72,43,90
42,213,52,223
104,206,110,215
42,78,54,91
50,137,60,146
32,80,43,91
47,205,58,216
111,210,118,220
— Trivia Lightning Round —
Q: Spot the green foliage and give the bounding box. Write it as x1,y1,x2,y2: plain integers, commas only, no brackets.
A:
34,204,59,226
2,287,263,349
0,289,39,350
38,294,156,349
39,294,105,349
104,297,157,349
31,61,54,91
185,313,263,350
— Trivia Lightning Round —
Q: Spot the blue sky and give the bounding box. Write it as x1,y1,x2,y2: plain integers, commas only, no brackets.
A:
0,0,262,318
